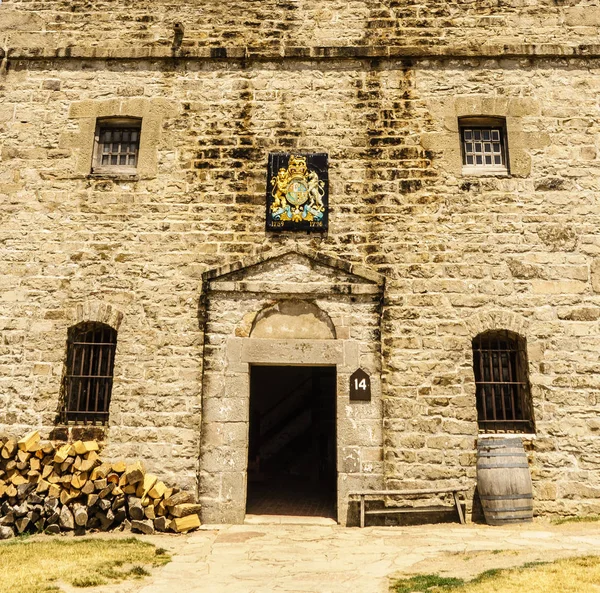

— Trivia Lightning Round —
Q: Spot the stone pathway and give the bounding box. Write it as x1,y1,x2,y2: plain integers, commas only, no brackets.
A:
131,519,600,593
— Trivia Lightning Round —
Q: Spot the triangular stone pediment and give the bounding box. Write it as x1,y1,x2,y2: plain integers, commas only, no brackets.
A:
203,247,384,295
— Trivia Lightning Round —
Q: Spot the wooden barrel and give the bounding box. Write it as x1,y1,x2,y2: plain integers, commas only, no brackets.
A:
476,438,533,526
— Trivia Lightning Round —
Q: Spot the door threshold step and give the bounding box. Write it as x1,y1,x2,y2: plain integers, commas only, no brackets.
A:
244,514,337,526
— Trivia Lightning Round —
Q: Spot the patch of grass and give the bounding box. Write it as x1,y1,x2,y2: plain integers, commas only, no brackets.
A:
0,537,171,593
393,556,600,593
551,514,600,525
394,574,466,593
130,565,151,577
72,575,106,588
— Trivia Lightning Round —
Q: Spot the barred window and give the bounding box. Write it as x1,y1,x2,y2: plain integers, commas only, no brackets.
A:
92,117,141,174
460,117,508,174
61,322,117,425
472,330,534,433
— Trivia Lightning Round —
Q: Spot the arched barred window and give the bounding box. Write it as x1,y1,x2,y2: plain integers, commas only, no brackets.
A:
472,330,534,433
61,322,117,425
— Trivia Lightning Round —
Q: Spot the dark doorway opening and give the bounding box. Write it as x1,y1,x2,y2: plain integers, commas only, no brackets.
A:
246,365,336,518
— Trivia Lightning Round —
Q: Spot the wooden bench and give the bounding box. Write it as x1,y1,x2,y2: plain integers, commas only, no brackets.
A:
349,487,469,528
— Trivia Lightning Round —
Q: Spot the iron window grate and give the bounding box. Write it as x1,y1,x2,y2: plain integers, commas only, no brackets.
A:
98,127,140,167
462,127,505,168
62,322,117,425
472,330,534,433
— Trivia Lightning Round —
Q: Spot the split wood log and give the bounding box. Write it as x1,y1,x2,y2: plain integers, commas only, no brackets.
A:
73,504,88,527
170,503,203,518
124,462,144,485
170,514,200,533
17,431,40,453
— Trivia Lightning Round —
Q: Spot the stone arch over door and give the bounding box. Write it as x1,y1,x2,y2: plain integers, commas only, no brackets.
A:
198,247,385,525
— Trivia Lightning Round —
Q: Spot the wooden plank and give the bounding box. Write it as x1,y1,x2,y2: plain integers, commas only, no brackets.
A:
349,488,469,496
360,494,365,529
364,505,457,515
453,491,466,525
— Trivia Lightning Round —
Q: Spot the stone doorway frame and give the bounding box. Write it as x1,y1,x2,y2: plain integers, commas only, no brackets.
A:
198,247,386,526
228,337,350,523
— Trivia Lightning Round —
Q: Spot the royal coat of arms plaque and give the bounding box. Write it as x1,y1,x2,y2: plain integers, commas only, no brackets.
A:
266,153,328,232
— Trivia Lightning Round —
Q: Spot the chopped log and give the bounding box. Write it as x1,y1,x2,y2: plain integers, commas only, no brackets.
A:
73,441,87,456
60,457,74,472
139,473,157,500
112,460,127,474
59,505,74,530
53,444,71,464
131,519,154,535
59,489,78,506
170,514,201,533
70,473,88,490
156,500,167,517
112,495,126,511
5,484,17,498
48,484,61,499
45,524,60,535
90,463,111,481
87,494,99,507
148,480,168,500
17,450,31,464
81,480,95,495
144,505,156,520
107,473,120,485
98,483,115,499
154,516,169,532
79,453,98,473
41,464,53,479
122,484,136,495
47,471,61,484
41,442,55,455
36,480,50,494
10,473,28,487
73,504,88,527
164,491,195,507
0,526,14,540
1,439,17,459
93,479,107,491
15,516,30,533
29,457,41,472
124,462,144,485
83,441,99,453
44,497,59,513
128,497,145,521
170,503,202,518
98,498,111,512
17,431,40,453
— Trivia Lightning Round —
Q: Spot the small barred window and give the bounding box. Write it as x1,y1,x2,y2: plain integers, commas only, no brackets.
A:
472,330,534,434
61,322,117,425
93,118,141,174
460,118,508,174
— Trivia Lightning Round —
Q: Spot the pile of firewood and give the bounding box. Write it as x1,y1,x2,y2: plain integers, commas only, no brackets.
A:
0,431,201,539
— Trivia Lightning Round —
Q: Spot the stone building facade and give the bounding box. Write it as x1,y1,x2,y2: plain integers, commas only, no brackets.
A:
2,0,600,524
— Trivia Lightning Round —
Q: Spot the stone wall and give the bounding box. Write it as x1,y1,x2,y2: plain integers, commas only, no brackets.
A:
3,0,600,54
1,1,600,516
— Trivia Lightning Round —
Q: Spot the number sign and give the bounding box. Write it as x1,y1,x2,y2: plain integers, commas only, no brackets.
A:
350,368,371,401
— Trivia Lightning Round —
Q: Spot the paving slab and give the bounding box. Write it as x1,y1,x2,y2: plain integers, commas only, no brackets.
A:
121,519,600,593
